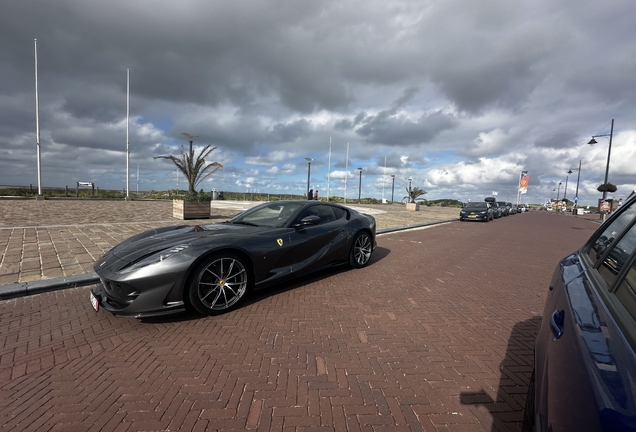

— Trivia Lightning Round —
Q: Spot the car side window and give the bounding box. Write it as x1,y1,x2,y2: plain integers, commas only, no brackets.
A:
295,205,338,225
616,261,636,321
598,222,636,287
332,206,346,220
586,204,636,266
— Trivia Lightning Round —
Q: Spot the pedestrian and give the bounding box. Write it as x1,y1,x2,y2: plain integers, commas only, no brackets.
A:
308,189,313,200
314,190,319,200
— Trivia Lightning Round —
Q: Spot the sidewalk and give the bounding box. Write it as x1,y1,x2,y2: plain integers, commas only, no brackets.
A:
0,199,459,286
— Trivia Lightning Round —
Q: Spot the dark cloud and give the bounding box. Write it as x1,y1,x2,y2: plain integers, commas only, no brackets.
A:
0,0,635,206
355,110,457,145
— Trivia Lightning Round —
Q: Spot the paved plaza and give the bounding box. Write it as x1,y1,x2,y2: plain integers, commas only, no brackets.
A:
0,199,599,431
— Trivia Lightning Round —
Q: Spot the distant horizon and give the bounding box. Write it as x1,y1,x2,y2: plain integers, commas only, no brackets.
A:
1,183,613,208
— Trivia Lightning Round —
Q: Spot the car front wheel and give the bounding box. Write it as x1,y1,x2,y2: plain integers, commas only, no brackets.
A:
188,252,252,315
349,231,373,268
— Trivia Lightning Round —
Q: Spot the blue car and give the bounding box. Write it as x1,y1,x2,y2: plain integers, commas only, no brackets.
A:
524,193,636,431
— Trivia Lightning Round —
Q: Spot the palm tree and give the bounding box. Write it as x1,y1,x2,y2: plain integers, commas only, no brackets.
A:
155,133,224,196
404,186,427,203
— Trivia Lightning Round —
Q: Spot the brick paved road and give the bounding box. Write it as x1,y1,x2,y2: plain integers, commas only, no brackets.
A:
0,212,597,431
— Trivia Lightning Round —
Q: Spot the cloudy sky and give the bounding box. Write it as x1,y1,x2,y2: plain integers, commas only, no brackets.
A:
1,0,635,205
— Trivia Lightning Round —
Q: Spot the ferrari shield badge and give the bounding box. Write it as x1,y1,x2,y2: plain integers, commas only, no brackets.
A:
277,238,283,247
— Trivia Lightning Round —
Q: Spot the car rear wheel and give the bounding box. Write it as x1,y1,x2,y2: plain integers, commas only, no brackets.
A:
188,252,252,315
349,231,373,268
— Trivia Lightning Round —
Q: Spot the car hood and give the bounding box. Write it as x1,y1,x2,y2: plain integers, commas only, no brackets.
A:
107,223,281,263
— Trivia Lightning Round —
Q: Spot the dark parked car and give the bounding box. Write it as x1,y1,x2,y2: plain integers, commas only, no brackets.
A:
90,200,376,318
459,202,494,222
484,197,502,219
497,201,510,216
523,193,636,431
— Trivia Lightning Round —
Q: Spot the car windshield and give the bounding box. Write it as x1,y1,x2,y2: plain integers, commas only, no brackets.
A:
228,202,305,228
465,203,487,209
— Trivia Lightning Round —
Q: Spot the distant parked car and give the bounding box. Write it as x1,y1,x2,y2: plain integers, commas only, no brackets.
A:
507,203,517,215
523,193,636,431
485,197,502,218
497,201,510,216
459,202,494,222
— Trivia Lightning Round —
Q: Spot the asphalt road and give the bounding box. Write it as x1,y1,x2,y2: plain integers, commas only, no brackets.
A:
0,211,598,431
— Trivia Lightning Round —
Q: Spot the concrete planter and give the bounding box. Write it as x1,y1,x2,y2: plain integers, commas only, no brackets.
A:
173,200,211,220
405,202,420,211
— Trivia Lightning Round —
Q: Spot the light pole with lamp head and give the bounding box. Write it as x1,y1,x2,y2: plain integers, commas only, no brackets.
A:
568,160,582,213
588,119,614,220
563,174,569,210
391,175,396,203
305,158,313,198
357,168,363,203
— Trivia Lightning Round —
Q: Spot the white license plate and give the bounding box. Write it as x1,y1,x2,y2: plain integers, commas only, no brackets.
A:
90,291,99,312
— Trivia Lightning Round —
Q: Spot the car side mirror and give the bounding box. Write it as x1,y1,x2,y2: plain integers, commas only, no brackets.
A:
293,215,321,228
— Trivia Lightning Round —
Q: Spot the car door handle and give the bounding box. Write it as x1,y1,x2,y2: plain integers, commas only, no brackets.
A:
550,309,565,339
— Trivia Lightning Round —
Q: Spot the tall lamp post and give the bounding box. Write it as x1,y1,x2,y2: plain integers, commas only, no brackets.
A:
391,175,396,203
563,175,569,210
568,160,582,213
305,157,313,198
357,167,363,203
588,119,614,220
556,181,562,203
408,177,412,202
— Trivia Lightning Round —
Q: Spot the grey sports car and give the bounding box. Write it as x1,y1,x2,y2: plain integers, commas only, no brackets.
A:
90,200,376,318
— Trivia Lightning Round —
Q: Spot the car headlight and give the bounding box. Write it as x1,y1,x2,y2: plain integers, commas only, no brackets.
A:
117,244,191,274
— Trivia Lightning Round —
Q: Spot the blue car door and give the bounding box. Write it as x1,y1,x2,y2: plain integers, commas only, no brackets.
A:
534,202,636,431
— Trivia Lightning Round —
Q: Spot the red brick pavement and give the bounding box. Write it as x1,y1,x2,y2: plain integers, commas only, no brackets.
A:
0,212,598,431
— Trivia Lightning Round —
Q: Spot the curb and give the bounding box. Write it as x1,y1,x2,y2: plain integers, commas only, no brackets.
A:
0,273,99,301
0,218,458,301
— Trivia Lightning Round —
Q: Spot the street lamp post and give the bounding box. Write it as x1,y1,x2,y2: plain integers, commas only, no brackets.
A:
357,167,363,203
391,175,396,203
563,175,569,209
556,182,562,202
588,119,614,219
408,177,412,202
305,157,313,198
568,160,582,212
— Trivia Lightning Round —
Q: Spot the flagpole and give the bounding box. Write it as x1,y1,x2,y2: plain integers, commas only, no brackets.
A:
327,136,332,201
34,39,43,198
344,142,349,204
516,171,522,205
382,155,386,203
125,69,130,200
